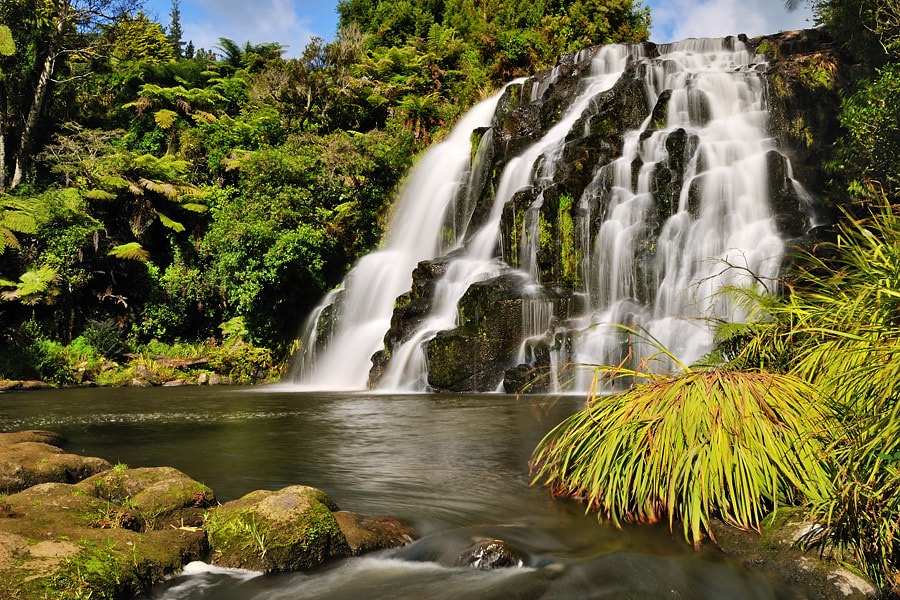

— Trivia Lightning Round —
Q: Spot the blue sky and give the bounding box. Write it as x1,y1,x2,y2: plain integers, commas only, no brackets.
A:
142,0,815,58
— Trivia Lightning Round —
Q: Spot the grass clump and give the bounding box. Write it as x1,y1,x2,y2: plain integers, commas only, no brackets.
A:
531,368,829,547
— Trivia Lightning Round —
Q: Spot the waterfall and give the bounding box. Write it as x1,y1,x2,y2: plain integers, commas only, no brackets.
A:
288,36,807,393
287,84,518,390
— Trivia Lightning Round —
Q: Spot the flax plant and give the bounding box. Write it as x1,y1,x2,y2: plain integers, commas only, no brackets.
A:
531,365,829,548
717,196,900,588
779,198,900,589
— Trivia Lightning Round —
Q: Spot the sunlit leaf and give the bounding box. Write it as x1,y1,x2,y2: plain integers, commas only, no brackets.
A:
107,242,150,262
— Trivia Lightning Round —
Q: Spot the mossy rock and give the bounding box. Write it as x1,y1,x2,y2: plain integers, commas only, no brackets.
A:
0,482,206,599
77,466,216,529
0,430,112,493
206,485,350,572
709,513,878,600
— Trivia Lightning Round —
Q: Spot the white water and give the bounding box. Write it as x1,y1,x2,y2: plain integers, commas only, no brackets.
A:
290,38,803,393
562,38,785,389
289,84,518,390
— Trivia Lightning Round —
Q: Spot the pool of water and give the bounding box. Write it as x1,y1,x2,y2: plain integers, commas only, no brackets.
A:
0,386,808,599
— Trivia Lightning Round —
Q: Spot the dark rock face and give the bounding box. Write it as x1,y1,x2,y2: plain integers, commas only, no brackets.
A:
425,273,527,392
756,28,865,226
369,255,455,387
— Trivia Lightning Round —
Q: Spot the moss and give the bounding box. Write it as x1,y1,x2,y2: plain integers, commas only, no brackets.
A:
798,61,835,89
557,194,581,288
206,488,348,572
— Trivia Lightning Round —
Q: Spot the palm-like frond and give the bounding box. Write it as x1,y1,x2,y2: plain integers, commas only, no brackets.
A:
531,370,829,548
0,266,59,305
153,108,179,130
1,196,39,253
107,242,150,262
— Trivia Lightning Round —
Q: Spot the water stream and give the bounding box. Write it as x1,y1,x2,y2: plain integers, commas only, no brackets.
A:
0,387,810,599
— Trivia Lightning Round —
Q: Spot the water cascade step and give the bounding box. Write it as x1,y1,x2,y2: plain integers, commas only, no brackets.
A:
287,36,812,393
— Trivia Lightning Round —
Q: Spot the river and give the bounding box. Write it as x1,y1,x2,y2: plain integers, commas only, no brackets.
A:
0,386,807,599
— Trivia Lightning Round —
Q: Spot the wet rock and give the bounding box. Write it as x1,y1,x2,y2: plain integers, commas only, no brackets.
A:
0,482,206,598
0,430,112,493
0,380,21,392
759,27,865,202
134,364,161,385
333,511,417,555
19,380,52,390
426,273,528,392
709,511,879,600
368,255,456,387
0,431,414,598
458,538,524,570
766,149,810,238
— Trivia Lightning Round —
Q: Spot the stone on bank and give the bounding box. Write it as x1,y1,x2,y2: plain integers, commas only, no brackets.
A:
0,430,417,599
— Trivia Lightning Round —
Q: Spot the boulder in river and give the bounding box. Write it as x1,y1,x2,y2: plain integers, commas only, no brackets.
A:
206,485,418,572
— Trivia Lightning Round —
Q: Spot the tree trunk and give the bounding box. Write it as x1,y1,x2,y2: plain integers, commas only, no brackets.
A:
1,125,6,193
9,1,67,190
1,80,7,192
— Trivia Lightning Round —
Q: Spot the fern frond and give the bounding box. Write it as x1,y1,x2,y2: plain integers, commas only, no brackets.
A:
107,242,150,262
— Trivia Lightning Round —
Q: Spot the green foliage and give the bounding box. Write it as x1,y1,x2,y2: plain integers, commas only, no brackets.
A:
111,12,175,64
0,24,14,57
0,265,59,305
0,195,37,253
531,368,829,547
81,319,127,359
831,63,900,199
709,197,900,590
338,0,651,83
812,0,900,64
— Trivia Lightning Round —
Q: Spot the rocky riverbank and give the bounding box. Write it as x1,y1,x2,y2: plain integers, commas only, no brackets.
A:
0,431,416,599
0,351,276,392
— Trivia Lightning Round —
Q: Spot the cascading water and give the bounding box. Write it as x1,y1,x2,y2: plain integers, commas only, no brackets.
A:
555,38,789,390
288,85,516,390
289,36,808,393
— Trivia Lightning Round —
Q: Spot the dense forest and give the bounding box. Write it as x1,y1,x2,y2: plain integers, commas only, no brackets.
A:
0,0,650,382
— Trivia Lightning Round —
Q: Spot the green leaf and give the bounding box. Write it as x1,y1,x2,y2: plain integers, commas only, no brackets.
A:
156,212,185,232
107,242,150,262
0,25,14,56
84,189,117,201
153,109,179,130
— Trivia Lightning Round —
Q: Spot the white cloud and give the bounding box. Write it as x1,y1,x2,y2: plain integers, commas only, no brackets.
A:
182,0,316,57
648,0,816,43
